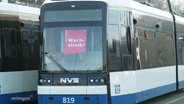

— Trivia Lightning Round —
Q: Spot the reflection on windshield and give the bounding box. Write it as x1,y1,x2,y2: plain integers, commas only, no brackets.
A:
44,52,69,72
43,27,103,72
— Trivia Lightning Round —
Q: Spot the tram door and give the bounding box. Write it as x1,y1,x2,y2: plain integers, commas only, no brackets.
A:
179,38,184,64
2,28,19,70
179,37,184,88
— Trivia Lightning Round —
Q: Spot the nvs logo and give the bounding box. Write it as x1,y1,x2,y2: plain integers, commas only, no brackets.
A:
60,78,79,84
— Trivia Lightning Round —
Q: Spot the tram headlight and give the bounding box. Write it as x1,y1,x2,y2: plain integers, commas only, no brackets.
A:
40,79,44,83
90,79,94,83
100,78,105,83
47,79,51,83
43,79,47,83
40,79,51,84
95,79,99,83
89,78,105,84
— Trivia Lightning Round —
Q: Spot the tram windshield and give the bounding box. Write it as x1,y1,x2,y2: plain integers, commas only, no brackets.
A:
43,27,103,72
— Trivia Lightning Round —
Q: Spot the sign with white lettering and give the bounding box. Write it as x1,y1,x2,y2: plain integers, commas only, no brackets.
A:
64,30,87,55
60,78,79,84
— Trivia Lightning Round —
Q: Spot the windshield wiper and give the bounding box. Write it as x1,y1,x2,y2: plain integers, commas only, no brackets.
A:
45,52,69,73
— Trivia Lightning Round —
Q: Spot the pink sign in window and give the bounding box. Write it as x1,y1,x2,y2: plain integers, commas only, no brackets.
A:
64,30,87,55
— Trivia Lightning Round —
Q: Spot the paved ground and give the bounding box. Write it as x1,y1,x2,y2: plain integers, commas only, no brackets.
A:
140,91,184,104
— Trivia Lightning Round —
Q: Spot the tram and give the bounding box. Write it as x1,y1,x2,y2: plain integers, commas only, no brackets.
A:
38,0,184,104
0,2,40,104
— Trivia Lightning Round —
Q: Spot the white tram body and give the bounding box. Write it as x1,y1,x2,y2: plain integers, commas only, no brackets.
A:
38,0,184,104
0,2,40,103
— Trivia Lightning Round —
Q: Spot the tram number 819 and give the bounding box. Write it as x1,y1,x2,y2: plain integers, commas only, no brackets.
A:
62,97,75,103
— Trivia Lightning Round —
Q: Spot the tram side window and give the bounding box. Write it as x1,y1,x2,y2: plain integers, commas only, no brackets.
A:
108,9,133,71
2,29,19,71
108,25,122,71
121,26,133,70
4,29,17,57
22,31,31,69
139,29,175,69
33,31,41,69
21,30,40,70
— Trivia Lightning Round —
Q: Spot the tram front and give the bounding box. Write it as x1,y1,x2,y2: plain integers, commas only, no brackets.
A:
38,1,108,104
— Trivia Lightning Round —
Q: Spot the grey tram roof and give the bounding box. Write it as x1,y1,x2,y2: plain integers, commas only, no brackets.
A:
43,0,184,25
